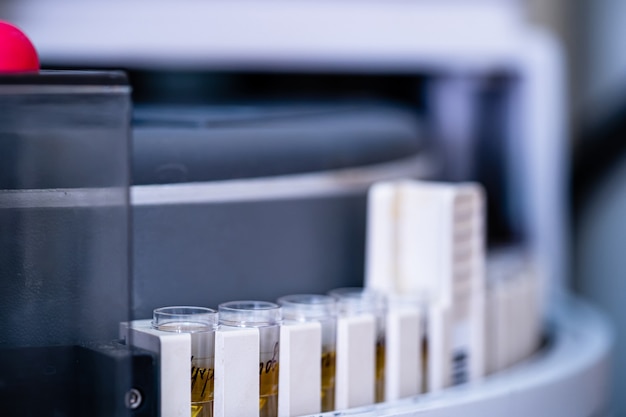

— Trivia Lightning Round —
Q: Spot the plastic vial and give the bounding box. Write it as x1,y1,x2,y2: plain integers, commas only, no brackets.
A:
218,301,282,417
153,306,218,417
328,287,387,403
277,294,338,412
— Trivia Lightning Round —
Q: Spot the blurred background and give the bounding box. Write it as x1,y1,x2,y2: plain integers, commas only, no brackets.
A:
1,0,625,414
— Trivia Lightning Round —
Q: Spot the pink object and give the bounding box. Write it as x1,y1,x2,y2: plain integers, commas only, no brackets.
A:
0,20,39,73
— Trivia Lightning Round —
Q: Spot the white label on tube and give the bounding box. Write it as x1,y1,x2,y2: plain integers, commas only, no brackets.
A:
120,320,191,417
214,326,260,417
335,314,376,409
278,321,322,417
384,308,421,401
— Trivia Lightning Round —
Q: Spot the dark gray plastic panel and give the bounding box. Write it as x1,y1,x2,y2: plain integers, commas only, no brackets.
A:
132,192,366,318
132,105,426,184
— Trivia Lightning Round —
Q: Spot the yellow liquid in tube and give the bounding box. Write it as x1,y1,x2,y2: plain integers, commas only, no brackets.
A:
321,350,336,411
191,362,214,417
259,346,279,417
375,340,386,403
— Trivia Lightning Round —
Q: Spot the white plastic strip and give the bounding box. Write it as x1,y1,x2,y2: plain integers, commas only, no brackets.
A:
426,303,451,392
335,314,376,409
132,155,433,206
396,181,449,300
214,327,260,417
278,321,322,417
384,307,421,401
365,182,398,294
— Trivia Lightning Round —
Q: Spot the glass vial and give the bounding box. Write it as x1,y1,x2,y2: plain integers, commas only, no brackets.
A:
218,301,282,417
153,306,218,417
277,294,337,412
328,287,387,403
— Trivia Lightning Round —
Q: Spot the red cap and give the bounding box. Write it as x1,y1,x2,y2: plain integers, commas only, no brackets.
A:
0,20,39,73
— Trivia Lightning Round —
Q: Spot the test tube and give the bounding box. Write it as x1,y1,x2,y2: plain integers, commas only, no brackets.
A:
152,306,218,417
328,287,387,403
277,294,337,412
218,301,282,417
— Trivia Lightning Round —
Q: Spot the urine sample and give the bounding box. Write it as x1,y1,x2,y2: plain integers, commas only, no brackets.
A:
277,294,337,412
152,306,217,417
218,301,282,417
328,287,387,403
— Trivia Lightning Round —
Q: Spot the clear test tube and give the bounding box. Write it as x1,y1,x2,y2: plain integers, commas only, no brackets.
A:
328,287,387,403
152,306,218,417
218,301,282,417
277,294,338,412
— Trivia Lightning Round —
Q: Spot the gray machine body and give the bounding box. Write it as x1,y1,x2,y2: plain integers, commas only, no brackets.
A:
130,105,434,318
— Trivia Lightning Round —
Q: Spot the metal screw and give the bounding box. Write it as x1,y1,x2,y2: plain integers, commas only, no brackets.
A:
125,388,142,410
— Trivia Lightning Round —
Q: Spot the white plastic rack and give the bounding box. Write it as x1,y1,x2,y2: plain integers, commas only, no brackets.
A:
306,296,611,417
